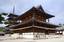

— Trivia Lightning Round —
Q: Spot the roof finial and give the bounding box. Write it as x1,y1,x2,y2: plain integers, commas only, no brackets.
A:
13,5,15,14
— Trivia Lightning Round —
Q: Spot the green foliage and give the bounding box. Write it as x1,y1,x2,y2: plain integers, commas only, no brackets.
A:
0,13,8,24
0,28,4,32
0,14,4,23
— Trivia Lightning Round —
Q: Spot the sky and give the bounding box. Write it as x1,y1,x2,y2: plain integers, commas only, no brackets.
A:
0,0,64,26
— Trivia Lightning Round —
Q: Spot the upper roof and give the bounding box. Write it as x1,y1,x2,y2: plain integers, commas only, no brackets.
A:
18,5,54,19
36,5,54,18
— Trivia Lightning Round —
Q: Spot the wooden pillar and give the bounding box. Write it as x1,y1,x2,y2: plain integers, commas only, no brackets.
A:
33,28,35,40
62,30,63,35
48,19,49,22
59,30,60,35
44,30,46,39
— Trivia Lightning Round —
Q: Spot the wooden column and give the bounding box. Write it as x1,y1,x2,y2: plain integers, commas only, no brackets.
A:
33,28,35,40
48,19,49,22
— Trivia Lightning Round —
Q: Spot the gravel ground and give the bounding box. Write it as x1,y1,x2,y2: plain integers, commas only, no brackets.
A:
0,35,64,42
0,38,64,42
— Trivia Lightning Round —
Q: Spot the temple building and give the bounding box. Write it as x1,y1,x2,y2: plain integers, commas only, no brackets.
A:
7,5,61,39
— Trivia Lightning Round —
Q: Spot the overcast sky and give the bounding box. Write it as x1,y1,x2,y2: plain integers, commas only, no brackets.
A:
0,0,64,26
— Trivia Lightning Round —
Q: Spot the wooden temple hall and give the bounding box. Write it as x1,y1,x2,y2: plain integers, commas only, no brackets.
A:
7,5,61,39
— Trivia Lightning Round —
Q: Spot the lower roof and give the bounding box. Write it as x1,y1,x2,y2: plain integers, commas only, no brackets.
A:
9,19,60,29
10,26,58,31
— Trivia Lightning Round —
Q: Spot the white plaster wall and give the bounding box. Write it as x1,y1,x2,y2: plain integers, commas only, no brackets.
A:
63,31,64,35
22,32,34,39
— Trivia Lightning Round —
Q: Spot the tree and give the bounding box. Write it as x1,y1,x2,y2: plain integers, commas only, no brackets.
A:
0,13,8,24
0,14,4,23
